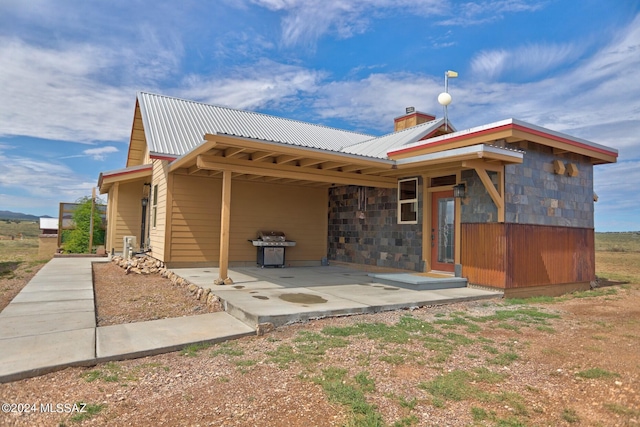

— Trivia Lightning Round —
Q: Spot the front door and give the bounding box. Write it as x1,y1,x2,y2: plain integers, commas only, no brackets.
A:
431,191,455,272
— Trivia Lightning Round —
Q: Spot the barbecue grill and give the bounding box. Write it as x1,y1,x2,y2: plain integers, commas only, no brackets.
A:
249,231,296,268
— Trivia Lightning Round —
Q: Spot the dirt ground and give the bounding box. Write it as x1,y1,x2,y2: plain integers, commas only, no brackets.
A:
0,261,44,312
93,262,222,326
0,259,639,426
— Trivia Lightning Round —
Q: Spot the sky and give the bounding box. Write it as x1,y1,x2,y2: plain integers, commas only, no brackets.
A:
0,0,638,231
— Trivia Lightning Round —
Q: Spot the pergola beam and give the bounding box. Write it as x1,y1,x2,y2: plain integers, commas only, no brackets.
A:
196,155,397,188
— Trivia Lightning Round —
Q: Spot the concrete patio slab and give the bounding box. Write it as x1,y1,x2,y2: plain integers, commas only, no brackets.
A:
0,328,96,383
96,312,254,361
215,286,371,327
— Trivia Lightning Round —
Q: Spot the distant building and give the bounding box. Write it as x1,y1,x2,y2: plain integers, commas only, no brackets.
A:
38,217,58,257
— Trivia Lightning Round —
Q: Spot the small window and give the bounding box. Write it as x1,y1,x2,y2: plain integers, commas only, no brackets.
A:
398,178,418,224
152,184,158,228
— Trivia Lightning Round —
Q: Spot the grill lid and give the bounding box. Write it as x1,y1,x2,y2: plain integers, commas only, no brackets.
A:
258,230,286,242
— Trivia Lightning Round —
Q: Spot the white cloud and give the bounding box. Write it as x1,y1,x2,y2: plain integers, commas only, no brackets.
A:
250,0,443,46
437,0,545,26
82,146,119,161
470,43,581,80
0,155,96,203
594,160,640,231
313,73,443,132
178,59,325,110
0,37,134,143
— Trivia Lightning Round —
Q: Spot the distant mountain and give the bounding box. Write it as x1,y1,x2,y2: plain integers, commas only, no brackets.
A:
0,211,52,221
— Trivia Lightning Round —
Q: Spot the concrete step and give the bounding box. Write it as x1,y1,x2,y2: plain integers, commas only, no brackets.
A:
368,273,468,290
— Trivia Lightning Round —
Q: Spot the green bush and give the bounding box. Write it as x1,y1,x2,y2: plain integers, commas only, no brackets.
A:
63,197,105,254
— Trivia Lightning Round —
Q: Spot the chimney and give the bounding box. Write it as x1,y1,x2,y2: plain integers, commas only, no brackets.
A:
394,107,436,132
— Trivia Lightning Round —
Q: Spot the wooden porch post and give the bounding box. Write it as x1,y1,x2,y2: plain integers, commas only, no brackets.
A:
218,170,232,281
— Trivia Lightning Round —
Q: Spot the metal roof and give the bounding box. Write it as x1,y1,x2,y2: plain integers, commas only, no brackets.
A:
342,118,449,158
389,118,619,159
39,218,58,230
394,144,524,166
137,92,374,157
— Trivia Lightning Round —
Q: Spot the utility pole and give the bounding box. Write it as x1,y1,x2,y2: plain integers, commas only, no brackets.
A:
89,187,96,253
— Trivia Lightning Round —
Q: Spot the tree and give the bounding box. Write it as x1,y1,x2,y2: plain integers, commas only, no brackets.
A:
62,196,105,253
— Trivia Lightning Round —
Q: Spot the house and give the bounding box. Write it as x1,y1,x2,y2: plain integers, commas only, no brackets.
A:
38,217,58,257
98,92,618,297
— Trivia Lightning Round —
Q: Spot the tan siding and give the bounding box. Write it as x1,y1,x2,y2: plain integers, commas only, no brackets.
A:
149,160,169,261
168,174,327,265
126,105,148,167
105,184,118,253
111,181,145,253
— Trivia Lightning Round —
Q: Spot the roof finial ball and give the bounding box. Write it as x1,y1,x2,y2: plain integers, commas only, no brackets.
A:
438,70,458,131
437,92,452,106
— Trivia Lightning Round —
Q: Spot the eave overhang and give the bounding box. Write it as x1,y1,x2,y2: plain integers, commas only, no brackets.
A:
396,144,523,168
167,132,398,188
388,118,618,165
97,164,152,194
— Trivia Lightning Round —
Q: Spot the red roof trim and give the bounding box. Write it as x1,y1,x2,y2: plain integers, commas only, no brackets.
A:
389,122,618,158
102,165,152,179
150,154,177,161
510,123,618,157
389,124,512,156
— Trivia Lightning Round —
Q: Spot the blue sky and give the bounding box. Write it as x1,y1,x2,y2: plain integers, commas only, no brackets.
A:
0,0,638,231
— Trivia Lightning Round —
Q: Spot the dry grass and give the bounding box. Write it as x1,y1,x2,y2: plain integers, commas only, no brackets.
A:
0,222,53,310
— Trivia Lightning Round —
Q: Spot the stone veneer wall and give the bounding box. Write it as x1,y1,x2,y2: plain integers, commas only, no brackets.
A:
505,141,594,228
461,141,594,228
327,184,424,271
460,170,499,223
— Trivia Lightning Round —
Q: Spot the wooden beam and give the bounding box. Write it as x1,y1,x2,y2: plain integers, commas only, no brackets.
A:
207,133,394,169
250,151,274,161
218,170,232,281
461,159,504,173
340,165,362,173
298,158,323,168
454,171,462,265
320,161,349,170
224,147,245,158
276,154,302,165
263,176,283,182
196,155,398,188
474,166,505,222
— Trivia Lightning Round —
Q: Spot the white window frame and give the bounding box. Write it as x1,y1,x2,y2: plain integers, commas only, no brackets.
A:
398,178,418,224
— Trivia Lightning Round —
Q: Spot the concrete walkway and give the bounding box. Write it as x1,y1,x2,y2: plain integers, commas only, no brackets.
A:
0,258,254,383
0,258,502,383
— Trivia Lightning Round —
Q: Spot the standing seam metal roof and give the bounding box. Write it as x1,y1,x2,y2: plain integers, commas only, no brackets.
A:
137,92,376,158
